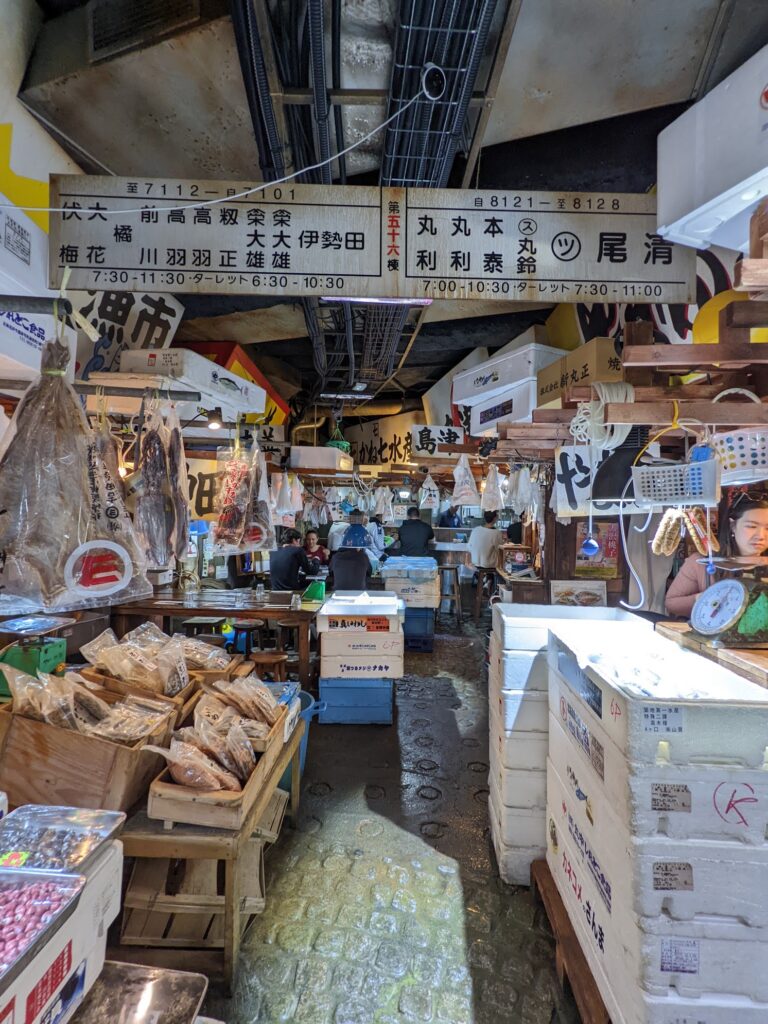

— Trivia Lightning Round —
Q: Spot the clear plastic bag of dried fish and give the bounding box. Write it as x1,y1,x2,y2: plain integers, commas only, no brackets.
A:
134,405,176,570
0,339,151,612
212,442,276,554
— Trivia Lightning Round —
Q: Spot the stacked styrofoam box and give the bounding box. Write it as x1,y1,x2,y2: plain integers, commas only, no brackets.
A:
317,592,404,722
382,557,440,609
546,622,768,1024
488,605,651,885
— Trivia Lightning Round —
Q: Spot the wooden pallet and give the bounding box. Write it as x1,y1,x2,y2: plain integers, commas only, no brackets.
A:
530,860,611,1024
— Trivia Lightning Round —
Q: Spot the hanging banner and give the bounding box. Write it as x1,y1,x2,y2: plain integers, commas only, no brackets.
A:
345,411,425,467
186,457,219,522
49,177,696,303
554,446,645,518
410,424,465,457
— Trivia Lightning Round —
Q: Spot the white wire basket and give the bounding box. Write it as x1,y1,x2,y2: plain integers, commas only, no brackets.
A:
712,430,768,485
631,459,721,508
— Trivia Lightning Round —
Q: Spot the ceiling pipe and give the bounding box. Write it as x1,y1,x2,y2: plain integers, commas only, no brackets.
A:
344,400,404,417
290,415,328,443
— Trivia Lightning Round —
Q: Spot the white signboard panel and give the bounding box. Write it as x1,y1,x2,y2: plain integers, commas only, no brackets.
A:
554,446,644,518
345,411,425,467
49,177,696,303
410,424,465,457
49,176,389,298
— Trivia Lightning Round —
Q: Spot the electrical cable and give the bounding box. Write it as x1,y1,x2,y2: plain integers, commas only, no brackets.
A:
2,91,425,217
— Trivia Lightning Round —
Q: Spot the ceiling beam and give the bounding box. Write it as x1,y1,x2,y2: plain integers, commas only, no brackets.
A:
277,88,491,107
460,0,523,188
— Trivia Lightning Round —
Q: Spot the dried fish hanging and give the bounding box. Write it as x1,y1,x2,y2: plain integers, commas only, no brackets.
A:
165,404,191,560
212,434,253,550
0,337,151,612
134,402,176,570
214,441,276,554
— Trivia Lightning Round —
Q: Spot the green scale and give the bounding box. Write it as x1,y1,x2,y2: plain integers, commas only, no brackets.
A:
0,616,73,699
690,559,768,648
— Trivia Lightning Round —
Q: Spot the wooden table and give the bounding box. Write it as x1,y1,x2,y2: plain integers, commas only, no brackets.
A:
112,719,304,993
656,621,768,688
112,592,322,688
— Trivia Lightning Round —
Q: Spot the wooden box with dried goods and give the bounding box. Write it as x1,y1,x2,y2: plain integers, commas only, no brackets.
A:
147,704,288,830
79,666,201,725
0,686,174,812
192,653,246,685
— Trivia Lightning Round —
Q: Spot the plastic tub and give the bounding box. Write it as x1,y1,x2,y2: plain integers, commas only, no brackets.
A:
279,691,326,790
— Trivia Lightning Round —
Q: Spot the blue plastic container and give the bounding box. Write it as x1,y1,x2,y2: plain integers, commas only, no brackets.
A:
405,636,434,653
278,690,326,789
319,676,394,725
403,607,435,637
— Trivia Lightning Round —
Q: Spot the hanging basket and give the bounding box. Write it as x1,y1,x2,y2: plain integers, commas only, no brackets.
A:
325,425,351,454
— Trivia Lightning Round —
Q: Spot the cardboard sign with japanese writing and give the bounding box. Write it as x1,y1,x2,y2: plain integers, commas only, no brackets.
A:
410,424,465,457
49,177,695,303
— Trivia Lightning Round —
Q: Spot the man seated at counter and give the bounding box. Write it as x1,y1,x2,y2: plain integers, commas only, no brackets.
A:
468,510,503,574
331,523,372,590
393,506,434,557
269,529,320,591
438,505,461,528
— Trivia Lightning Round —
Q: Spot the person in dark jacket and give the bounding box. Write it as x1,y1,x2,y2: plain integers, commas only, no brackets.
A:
393,506,434,557
269,529,319,590
438,506,461,528
331,523,372,590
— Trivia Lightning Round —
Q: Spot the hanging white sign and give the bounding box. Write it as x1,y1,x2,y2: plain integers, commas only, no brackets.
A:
554,446,644,517
410,424,465,457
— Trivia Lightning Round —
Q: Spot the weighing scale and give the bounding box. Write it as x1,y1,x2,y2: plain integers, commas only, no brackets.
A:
690,559,768,647
0,615,74,699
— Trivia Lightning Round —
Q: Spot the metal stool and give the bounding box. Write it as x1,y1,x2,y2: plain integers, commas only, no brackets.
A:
473,568,497,625
276,620,298,652
248,651,289,682
183,616,226,637
230,619,266,657
437,565,463,631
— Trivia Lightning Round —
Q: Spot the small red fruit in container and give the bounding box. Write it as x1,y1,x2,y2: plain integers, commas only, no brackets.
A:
0,872,84,980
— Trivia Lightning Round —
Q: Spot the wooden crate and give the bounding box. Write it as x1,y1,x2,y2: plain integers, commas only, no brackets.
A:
79,667,201,725
192,653,245,686
147,705,288,830
0,691,173,812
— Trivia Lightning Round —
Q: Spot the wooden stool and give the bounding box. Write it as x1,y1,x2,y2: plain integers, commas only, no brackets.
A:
276,620,298,652
438,565,463,631
230,619,266,657
473,568,497,624
248,651,289,682
194,633,228,648
183,616,226,637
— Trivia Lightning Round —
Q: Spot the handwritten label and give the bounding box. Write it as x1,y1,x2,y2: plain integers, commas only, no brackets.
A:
651,783,691,813
652,861,694,891
642,705,683,734
660,937,699,975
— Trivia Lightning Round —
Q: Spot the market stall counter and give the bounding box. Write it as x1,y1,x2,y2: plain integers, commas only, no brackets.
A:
111,592,322,688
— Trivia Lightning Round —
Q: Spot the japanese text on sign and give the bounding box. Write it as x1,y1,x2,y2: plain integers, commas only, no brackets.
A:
50,177,696,303
411,424,465,457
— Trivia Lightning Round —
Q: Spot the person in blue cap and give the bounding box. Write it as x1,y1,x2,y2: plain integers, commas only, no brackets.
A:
331,522,373,591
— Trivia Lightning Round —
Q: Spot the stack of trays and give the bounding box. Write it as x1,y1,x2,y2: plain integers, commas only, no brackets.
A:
381,557,440,610
546,622,768,1024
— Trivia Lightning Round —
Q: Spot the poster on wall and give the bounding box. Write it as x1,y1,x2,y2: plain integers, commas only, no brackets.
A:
575,520,619,578
551,580,607,607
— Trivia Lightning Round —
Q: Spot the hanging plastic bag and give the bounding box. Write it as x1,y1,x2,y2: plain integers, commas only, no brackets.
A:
420,473,439,510
274,472,293,516
452,454,479,504
212,445,253,548
135,404,175,569
165,405,191,561
0,339,151,612
481,465,503,512
289,474,304,512
215,443,276,554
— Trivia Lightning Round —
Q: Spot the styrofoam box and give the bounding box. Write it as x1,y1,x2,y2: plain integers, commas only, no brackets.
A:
548,624,768,767
493,685,548,733
470,378,539,434
492,603,650,651
490,819,545,886
489,747,546,808
320,654,404,679
547,817,768,1004
548,756,768,927
452,342,564,406
321,630,404,658
489,633,548,691
547,827,768,1024
489,777,547,848
490,700,549,771
316,592,405,632
549,707,768,846
290,445,354,472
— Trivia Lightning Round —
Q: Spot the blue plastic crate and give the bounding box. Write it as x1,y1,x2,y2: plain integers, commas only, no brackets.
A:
405,636,434,653
319,677,393,725
403,607,435,637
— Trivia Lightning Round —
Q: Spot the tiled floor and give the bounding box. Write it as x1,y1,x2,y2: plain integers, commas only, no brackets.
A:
206,625,579,1024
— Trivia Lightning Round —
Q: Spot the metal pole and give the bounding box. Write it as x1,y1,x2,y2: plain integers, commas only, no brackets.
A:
0,379,202,402
0,295,73,316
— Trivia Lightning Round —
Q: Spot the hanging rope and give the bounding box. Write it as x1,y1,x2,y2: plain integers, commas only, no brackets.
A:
569,381,635,451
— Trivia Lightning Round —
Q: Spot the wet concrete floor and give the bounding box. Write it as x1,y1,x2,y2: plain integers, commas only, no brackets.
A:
207,621,579,1024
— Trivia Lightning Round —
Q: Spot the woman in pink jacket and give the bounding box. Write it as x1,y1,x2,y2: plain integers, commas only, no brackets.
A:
665,495,768,617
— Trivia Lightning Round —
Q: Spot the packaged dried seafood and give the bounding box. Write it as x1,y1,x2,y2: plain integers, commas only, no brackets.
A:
145,739,241,792
172,633,230,671
211,675,280,725
165,405,190,561
0,339,151,611
212,445,253,549
122,621,169,656
135,406,175,569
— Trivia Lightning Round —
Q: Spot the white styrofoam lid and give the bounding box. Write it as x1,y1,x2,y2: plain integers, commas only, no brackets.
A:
550,621,768,704
319,591,404,616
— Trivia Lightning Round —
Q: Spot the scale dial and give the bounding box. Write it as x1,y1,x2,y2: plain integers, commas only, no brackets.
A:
690,579,750,636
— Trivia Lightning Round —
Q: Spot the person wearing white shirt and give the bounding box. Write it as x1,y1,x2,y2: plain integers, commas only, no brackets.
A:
366,515,386,558
468,510,503,571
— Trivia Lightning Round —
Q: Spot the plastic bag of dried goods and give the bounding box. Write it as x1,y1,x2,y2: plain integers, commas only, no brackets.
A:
211,676,280,725
6,666,78,730
0,339,151,612
122,621,169,656
134,404,176,570
172,634,230,672
155,637,189,696
212,445,253,549
145,740,241,791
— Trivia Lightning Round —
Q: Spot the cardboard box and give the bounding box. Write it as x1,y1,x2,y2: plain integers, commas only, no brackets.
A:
536,337,624,408
320,654,404,679
321,630,405,658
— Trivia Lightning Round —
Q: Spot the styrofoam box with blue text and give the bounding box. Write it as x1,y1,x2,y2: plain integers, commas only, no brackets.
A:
548,623,768,766
320,654,404,679
549,706,768,846
546,821,768,1024
491,603,651,652
315,592,405,633
547,754,768,927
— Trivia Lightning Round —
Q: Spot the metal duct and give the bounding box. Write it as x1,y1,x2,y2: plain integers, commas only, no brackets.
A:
290,416,328,443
